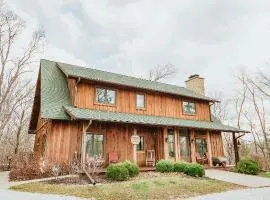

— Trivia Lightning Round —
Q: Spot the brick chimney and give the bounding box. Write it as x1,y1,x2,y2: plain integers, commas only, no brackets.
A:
185,74,205,95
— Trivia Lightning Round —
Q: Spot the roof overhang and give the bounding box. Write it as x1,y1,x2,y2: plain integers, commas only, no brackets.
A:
63,106,248,133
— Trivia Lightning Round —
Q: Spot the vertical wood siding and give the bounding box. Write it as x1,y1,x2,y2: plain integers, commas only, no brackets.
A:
71,79,211,121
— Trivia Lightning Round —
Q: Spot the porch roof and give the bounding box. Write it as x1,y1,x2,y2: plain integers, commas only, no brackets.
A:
63,106,247,133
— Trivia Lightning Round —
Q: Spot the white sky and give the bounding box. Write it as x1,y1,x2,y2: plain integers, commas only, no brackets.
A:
8,0,270,97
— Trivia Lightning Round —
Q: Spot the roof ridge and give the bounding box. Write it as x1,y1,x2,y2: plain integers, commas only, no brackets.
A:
55,60,188,89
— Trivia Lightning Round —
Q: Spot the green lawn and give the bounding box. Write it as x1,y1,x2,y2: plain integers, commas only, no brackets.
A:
10,174,243,200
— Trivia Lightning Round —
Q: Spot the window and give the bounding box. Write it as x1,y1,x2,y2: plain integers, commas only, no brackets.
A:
168,129,175,158
136,136,144,151
183,101,196,114
136,94,145,109
85,134,104,159
96,87,116,105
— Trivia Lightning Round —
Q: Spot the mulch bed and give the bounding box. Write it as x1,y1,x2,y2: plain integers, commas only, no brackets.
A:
42,172,187,185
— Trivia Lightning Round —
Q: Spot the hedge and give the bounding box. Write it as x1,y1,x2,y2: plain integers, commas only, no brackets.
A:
236,159,260,175
156,160,174,173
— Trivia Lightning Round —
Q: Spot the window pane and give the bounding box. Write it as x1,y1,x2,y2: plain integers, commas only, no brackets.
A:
85,134,104,160
183,102,196,114
168,129,175,158
96,88,115,104
136,94,145,108
136,136,144,151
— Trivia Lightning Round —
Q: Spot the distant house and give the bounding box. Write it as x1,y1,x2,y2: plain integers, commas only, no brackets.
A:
29,59,245,167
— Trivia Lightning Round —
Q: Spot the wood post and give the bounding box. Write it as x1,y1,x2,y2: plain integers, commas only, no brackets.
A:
174,129,179,161
206,131,213,167
190,129,196,163
232,132,240,164
132,128,137,164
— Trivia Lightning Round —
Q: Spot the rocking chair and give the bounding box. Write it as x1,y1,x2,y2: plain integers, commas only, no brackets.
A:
145,150,155,167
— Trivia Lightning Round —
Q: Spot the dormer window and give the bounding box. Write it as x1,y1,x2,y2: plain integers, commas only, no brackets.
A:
96,87,116,105
183,101,196,114
136,94,145,109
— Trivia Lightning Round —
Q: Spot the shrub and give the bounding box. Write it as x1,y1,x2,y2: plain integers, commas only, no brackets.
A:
184,163,205,177
105,163,129,181
123,161,139,177
174,162,188,173
9,153,72,181
156,160,174,173
236,159,260,175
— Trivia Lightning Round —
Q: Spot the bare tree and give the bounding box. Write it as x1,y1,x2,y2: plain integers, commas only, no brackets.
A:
0,1,44,165
148,63,177,82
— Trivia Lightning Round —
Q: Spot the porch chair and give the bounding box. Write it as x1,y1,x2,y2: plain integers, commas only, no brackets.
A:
195,152,208,165
109,152,119,164
145,150,155,167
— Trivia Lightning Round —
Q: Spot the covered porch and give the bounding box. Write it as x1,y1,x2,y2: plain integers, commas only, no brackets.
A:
64,106,246,168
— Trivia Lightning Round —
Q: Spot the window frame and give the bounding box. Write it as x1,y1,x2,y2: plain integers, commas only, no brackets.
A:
183,101,197,115
136,136,144,151
136,93,146,110
85,132,105,159
167,129,175,158
95,86,116,106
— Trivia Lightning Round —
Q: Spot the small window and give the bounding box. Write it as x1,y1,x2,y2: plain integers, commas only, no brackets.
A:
168,129,175,158
183,101,196,114
136,136,144,151
136,94,145,108
96,87,116,105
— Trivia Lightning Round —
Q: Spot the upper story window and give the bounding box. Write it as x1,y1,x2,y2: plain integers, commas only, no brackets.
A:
183,101,196,114
96,87,116,105
136,94,145,109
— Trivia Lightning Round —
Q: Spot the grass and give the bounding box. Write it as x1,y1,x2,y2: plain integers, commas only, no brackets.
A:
259,172,270,178
10,174,243,200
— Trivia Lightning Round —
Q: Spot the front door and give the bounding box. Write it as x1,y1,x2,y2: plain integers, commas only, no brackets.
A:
179,129,191,162
195,137,208,158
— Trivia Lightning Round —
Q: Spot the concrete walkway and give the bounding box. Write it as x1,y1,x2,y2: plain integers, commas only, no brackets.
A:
205,169,270,187
0,171,85,200
190,187,270,200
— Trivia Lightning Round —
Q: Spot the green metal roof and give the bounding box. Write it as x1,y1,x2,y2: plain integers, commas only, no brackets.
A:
57,61,216,102
30,59,245,133
63,106,246,133
40,60,70,119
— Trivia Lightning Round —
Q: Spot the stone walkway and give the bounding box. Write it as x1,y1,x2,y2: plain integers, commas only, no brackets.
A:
0,171,85,200
205,169,270,187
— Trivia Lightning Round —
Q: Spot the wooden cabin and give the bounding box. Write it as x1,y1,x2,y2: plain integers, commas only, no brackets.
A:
29,60,245,168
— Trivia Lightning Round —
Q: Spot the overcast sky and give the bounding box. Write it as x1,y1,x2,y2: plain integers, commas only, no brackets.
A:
8,0,270,96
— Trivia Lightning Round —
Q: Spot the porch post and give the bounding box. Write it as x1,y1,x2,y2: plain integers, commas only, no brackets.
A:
163,127,168,160
232,132,240,164
190,129,196,163
206,131,213,167
174,128,179,161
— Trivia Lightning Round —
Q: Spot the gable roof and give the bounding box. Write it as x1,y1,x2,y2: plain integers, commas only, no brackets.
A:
56,61,217,102
29,59,246,134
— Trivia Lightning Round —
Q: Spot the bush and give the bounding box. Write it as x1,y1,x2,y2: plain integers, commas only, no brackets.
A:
184,163,205,177
9,153,72,181
122,161,139,177
156,160,174,173
105,163,129,181
236,159,260,175
174,162,189,173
